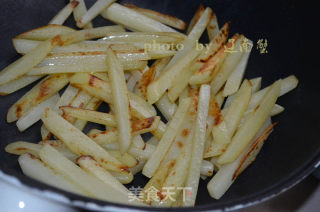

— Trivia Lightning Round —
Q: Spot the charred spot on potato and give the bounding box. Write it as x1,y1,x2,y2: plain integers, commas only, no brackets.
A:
209,98,223,126
15,104,23,118
15,147,28,151
90,133,98,139
181,129,190,138
28,153,38,159
169,161,176,168
138,66,156,97
51,35,62,46
157,191,165,201
132,117,155,132
120,166,130,173
70,0,79,8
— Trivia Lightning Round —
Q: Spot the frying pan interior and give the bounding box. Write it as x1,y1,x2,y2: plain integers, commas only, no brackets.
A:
0,0,319,211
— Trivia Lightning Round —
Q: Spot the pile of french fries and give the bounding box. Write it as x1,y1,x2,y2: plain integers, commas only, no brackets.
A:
1,0,299,207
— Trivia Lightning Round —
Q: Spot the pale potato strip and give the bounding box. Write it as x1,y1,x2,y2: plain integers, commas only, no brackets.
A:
70,73,113,103
54,85,80,113
207,13,219,41
207,119,272,199
147,136,159,146
210,34,245,95
152,129,194,207
179,86,190,105
28,59,147,75
58,25,125,46
233,122,278,179
60,106,117,127
163,7,212,72
18,153,84,195
123,4,186,30
61,89,92,124
100,32,185,44
243,103,284,118
270,104,285,116
211,80,252,156
39,145,141,205
218,80,281,164
128,143,156,160
203,94,232,159
128,92,158,119
88,117,160,145
247,75,298,110
40,51,150,65
92,134,154,159
142,98,192,178
127,75,138,92
200,160,214,177
109,171,134,184
13,39,154,54
137,57,171,99
106,48,132,153
223,38,253,96
131,134,145,149
162,114,194,163
5,142,42,157
250,77,262,93
77,0,116,28
69,73,159,127
76,155,130,195
100,3,177,32
92,72,109,81
150,120,166,140
188,46,226,85
167,55,199,102
108,150,138,168
5,140,78,162
188,22,230,85
15,25,76,40
7,74,69,123
224,77,261,109
141,159,175,204
41,108,129,173
72,97,102,131
17,94,60,132
186,5,205,35
0,75,42,96
155,94,177,121
88,129,118,144
0,36,60,85
49,0,79,25
215,91,225,107
184,85,210,206
71,0,93,29
129,158,146,175
13,39,42,54
147,49,200,104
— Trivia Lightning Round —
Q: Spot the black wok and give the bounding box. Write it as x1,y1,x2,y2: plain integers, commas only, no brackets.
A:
0,0,319,211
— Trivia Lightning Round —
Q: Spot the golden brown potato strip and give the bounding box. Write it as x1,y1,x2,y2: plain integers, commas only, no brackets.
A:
7,74,69,123
124,4,186,30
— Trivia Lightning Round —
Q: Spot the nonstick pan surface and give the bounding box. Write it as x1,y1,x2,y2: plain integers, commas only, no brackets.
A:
0,0,319,211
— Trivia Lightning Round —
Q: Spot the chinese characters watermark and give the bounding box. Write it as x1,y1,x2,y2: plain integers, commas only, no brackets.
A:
143,38,268,54
256,39,268,54
128,186,193,203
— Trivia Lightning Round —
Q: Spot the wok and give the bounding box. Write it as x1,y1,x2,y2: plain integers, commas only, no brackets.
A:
0,0,319,211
